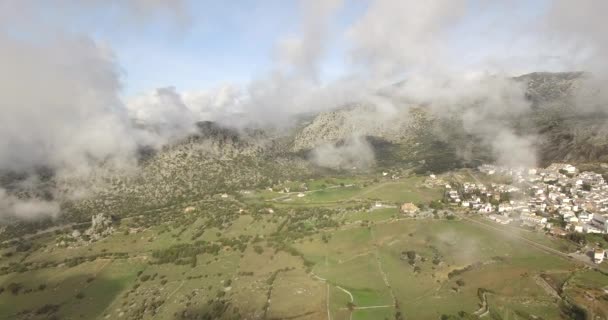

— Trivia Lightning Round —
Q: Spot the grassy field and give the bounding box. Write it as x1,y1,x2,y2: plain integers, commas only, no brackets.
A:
249,175,442,207
1,174,606,319
361,178,442,203
0,259,143,319
563,269,608,318
342,208,399,223
295,218,587,320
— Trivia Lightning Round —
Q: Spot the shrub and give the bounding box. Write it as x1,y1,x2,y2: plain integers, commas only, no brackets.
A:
7,282,22,295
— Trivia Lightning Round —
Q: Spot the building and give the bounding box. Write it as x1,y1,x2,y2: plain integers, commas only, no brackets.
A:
400,203,419,215
520,213,547,226
479,203,493,214
591,214,608,233
489,214,512,225
594,249,605,264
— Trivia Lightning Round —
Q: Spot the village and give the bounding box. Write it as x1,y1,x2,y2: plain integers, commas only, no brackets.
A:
443,163,608,264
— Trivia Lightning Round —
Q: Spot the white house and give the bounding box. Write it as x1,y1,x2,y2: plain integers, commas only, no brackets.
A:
584,224,603,234
594,249,605,264
591,214,608,233
498,203,513,213
488,214,511,224
479,203,493,213
578,212,593,223
563,211,576,220
521,213,547,226
564,164,577,174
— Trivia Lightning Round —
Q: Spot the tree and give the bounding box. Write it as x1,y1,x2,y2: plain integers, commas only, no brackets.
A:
567,233,586,245
7,282,22,295
405,251,416,260
253,245,264,254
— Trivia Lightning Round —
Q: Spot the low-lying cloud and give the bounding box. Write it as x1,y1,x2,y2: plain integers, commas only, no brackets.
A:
1,0,607,220
310,136,375,170
0,188,60,221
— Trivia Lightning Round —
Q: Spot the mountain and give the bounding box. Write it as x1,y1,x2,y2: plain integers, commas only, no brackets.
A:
515,72,608,163
292,71,608,168
103,71,608,212
3,71,608,234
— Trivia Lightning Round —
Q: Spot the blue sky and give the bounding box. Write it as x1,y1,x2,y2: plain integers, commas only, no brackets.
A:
32,0,553,97
78,1,368,96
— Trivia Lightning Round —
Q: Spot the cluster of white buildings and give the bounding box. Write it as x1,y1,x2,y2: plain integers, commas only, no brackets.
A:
451,164,608,234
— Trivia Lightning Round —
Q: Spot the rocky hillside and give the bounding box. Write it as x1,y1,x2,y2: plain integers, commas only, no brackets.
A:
3,72,607,234
63,123,311,219
516,72,608,164
292,104,415,151
292,72,608,167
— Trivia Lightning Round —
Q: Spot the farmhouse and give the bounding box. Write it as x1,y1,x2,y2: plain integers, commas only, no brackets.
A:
594,248,605,264
520,212,547,227
488,214,512,225
400,203,419,215
479,203,493,214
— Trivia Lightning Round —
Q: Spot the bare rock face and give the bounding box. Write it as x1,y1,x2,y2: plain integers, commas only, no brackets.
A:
293,72,608,167
85,213,114,240
514,71,585,105
292,104,417,152
515,72,608,165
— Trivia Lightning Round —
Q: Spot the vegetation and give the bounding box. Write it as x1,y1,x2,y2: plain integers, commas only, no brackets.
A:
0,171,606,320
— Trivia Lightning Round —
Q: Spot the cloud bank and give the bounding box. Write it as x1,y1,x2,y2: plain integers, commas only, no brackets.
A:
1,0,608,219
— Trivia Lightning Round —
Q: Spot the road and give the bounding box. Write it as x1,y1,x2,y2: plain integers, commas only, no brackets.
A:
269,184,351,202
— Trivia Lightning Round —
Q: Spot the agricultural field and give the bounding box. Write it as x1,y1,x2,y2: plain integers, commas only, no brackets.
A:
1,174,607,320
249,175,443,206
295,217,603,320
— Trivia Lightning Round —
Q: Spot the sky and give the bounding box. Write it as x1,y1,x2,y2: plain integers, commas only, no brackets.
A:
113,0,550,95
76,0,370,96
1,0,554,97
1,0,607,220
